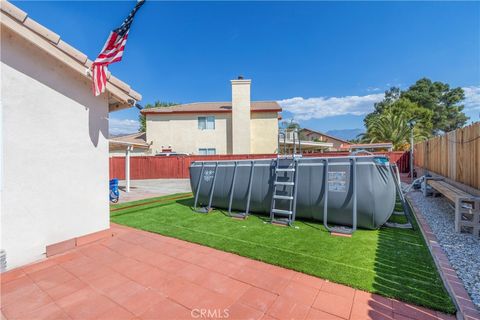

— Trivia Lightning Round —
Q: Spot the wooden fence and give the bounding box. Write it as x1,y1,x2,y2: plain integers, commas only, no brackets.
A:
414,122,480,190
110,151,408,180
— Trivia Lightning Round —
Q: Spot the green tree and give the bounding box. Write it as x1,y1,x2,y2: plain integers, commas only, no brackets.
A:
361,99,432,150
363,87,401,126
401,78,468,133
138,101,178,132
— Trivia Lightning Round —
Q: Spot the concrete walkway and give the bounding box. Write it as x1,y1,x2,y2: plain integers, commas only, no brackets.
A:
117,179,191,203
1,224,455,320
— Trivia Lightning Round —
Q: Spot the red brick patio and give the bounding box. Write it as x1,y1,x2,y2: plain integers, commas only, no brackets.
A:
1,224,455,320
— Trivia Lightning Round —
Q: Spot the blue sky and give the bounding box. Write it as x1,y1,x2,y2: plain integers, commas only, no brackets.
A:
14,1,480,135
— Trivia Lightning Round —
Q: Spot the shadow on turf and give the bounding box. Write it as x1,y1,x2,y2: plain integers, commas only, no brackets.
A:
371,204,455,314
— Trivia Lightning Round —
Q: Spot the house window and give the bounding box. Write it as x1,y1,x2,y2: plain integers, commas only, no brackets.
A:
198,148,216,155
198,116,215,130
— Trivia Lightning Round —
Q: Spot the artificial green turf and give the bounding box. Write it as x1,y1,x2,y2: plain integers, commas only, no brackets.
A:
110,195,455,314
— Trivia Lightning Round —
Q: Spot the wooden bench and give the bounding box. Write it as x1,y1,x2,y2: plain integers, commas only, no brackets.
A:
427,179,480,237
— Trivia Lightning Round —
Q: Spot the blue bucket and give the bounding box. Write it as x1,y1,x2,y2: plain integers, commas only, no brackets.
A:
109,178,119,203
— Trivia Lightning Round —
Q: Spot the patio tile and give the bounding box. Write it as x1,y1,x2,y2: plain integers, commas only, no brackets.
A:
58,290,118,320
175,263,209,283
167,281,213,309
352,290,394,319
158,257,191,273
121,288,166,316
59,255,100,277
0,224,460,320
227,302,265,320
22,258,58,274
43,278,88,301
350,300,394,320
199,289,238,310
142,251,177,268
279,281,319,306
97,305,136,320
101,280,146,304
265,264,296,280
291,273,325,290
140,298,192,320
312,291,353,319
392,300,438,320
267,295,311,320
231,266,290,294
87,271,130,293
15,302,70,320
321,281,356,300
1,284,53,318
0,268,26,284
135,267,169,289
199,271,251,299
238,286,278,313
1,275,39,307
28,265,76,291
76,265,113,283
108,256,140,274
195,255,242,277
306,308,344,320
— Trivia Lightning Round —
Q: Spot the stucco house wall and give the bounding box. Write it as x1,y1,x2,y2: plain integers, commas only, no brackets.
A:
250,112,279,154
146,113,232,155
300,129,350,151
1,26,110,268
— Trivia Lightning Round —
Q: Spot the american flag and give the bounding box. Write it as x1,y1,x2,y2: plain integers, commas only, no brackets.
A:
91,0,145,96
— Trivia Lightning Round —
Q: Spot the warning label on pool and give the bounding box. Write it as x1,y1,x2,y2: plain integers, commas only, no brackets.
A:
203,170,215,182
328,171,347,192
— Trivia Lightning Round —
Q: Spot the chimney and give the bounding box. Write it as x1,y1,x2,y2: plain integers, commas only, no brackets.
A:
231,76,251,154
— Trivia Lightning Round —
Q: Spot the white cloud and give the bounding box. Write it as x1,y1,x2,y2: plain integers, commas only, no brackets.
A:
278,85,480,121
462,86,480,111
109,118,139,135
278,93,384,121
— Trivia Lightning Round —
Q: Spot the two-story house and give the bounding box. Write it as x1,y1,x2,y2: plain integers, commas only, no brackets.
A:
141,77,282,155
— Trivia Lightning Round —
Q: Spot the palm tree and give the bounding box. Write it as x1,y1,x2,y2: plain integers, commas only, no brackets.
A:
361,111,429,150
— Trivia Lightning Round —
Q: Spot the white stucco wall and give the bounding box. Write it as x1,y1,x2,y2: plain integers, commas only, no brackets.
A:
146,113,232,155
1,27,110,269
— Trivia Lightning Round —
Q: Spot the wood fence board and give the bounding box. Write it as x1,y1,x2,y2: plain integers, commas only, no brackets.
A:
415,122,480,190
109,151,408,180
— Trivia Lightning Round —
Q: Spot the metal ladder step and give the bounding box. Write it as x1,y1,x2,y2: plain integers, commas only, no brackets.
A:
274,181,295,186
271,208,293,215
276,168,295,172
273,195,294,200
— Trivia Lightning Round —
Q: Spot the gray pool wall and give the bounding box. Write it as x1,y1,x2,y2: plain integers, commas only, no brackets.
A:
189,156,396,229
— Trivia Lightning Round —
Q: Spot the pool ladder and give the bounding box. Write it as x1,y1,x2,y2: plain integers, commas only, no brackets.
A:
270,128,302,226
270,158,299,226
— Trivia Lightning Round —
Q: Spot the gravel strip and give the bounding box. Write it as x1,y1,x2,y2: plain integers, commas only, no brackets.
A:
407,189,480,309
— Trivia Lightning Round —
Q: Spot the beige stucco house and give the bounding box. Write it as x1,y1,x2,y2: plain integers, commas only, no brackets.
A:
1,1,141,269
299,128,351,151
142,78,282,155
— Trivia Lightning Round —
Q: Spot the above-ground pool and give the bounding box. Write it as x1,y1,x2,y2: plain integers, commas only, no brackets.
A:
189,155,397,230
